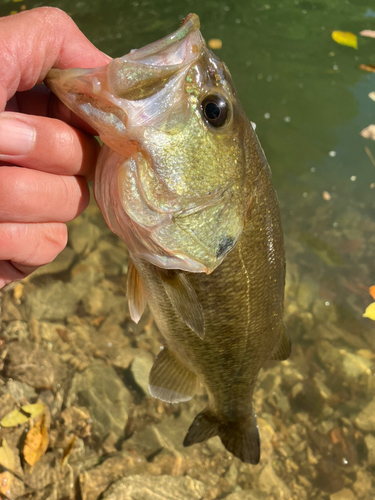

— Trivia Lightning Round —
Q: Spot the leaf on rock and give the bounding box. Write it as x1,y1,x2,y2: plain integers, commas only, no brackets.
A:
360,125,375,140
61,435,77,467
332,31,358,49
369,286,375,300
363,302,375,320
0,439,15,496
360,30,375,39
23,414,49,467
359,64,375,73
1,403,45,428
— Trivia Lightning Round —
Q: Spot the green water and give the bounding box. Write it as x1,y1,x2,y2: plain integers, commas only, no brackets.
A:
1,0,375,499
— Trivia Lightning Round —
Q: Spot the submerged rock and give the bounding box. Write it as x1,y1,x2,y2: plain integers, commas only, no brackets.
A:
355,397,375,431
102,475,207,500
66,361,132,440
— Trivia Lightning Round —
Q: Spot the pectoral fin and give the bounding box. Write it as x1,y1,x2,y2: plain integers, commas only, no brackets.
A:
270,329,291,360
149,347,198,403
127,257,147,323
158,269,205,339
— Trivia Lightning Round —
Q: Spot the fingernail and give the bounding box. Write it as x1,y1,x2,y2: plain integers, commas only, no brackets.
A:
0,117,35,155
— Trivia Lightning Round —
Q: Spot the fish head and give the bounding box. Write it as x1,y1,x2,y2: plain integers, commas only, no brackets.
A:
45,14,257,273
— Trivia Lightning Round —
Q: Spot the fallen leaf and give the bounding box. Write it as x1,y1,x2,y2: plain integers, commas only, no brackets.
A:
0,439,15,496
61,435,77,467
363,302,375,320
332,31,358,49
360,125,375,140
1,403,45,428
369,286,375,300
23,414,49,466
208,38,222,49
359,64,375,73
360,30,375,38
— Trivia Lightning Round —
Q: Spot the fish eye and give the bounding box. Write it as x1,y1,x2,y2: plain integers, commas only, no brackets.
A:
201,95,228,127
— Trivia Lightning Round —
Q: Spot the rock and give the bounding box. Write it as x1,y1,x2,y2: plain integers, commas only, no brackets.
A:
102,475,207,500
2,320,29,341
123,425,173,458
364,434,375,466
66,361,132,440
69,220,101,254
258,462,291,498
155,410,194,452
0,380,36,403
223,491,268,500
30,246,76,278
80,454,146,500
355,397,375,431
353,471,372,498
339,350,372,379
5,341,66,390
25,282,82,321
130,351,154,395
82,286,125,317
296,275,319,310
330,488,355,500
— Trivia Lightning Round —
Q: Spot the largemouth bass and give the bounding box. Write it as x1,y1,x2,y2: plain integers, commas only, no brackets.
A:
45,14,289,464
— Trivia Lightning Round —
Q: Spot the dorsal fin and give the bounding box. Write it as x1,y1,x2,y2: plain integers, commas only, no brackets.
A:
149,346,198,403
127,257,147,323
158,269,205,339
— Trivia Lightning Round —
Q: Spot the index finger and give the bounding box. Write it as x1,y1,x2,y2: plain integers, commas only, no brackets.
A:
0,7,112,110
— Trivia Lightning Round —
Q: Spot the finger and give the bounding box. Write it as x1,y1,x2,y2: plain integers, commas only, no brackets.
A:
0,261,30,288
0,7,111,109
0,112,100,178
0,167,89,223
0,222,68,265
6,85,100,136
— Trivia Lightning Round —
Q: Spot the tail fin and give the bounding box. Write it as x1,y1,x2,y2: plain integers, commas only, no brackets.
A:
183,408,260,464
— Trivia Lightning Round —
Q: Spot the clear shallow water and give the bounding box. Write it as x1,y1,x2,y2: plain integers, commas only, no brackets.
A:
1,0,375,499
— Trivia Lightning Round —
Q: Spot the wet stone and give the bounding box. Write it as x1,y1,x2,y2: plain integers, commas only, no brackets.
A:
5,341,65,390
80,453,146,500
258,462,291,498
2,320,29,342
130,351,154,395
364,434,375,466
102,474,207,500
30,246,76,278
66,361,132,440
69,219,101,254
223,491,269,500
355,397,375,431
25,281,82,321
330,488,355,500
0,380,36,403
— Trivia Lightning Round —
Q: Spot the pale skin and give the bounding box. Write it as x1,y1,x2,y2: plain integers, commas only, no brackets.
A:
0,7,111,288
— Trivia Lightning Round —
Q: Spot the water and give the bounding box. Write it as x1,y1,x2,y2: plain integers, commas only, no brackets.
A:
1,0,375,498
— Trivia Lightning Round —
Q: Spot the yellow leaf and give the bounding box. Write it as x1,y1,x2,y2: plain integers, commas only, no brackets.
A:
23,415,49,466
0,439,15,496
332,31,358,49
363,302,375,320
1,403,45,428
208,39,222,49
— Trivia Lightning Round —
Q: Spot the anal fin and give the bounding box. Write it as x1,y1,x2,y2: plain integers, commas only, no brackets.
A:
127,257,147,323
270,328,291,360
149,347,198,403
158,269,205,339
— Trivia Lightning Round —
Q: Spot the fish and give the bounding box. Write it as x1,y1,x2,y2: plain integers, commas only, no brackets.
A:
45,14,288,464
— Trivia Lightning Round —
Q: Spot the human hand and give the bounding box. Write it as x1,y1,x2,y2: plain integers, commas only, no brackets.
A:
0,7,111,289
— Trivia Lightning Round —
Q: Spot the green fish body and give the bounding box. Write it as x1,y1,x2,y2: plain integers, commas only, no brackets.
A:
45,14,288,463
